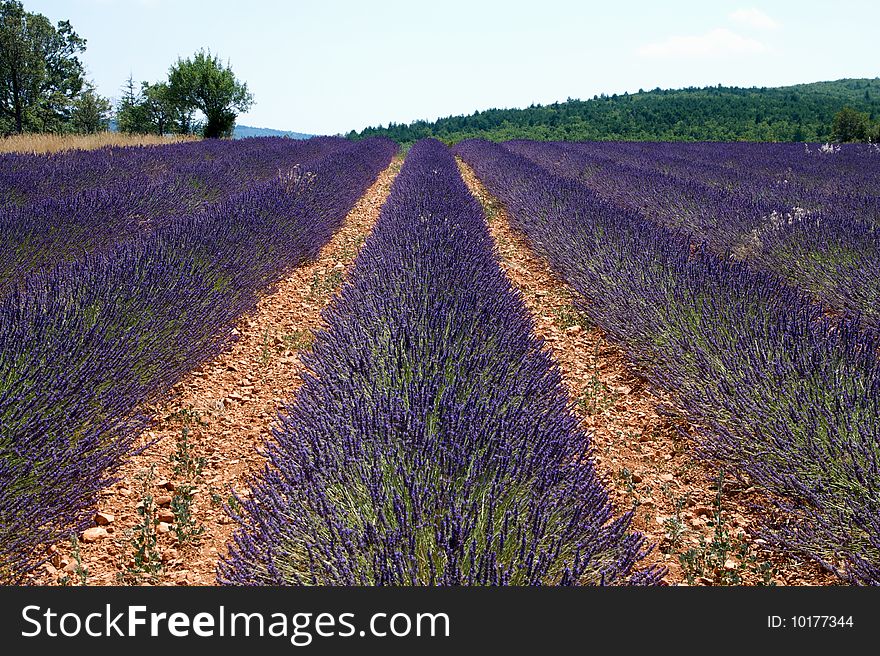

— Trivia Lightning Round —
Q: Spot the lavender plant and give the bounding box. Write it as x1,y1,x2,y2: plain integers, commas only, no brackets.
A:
506,140,880,335
0,137,397,582
220,139,658,586
0,137,350,295
455,139,880,585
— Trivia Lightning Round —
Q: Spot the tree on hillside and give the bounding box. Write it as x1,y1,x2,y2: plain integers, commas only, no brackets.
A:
351,80,880,144
71,81,111,133
167,50,253,138
832,106,871,142
0,0,87,134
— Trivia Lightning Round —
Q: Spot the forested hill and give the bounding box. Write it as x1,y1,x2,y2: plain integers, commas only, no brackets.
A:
349,78,880,143
233,125,312,139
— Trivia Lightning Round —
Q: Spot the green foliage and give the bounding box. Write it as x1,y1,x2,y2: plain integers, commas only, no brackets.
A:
350,79,880,144
662,493,688,552
58,534,88,586
831,106,875,142
167,50,253,138
171,484,204,546
578,341,617,416
309,268,344,299
678,472,777,586
0,0,95,134
116,76,194,136
115,76,149,134
125,466,163,577
117,49,255,139
142,81,190,135
282,329,316,352
167,408,205,547
169,421,205,480
70,82,111,133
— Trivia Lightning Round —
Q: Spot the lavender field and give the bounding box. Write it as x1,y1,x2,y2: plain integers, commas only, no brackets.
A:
457,139,880,585
1,136,878,586
0,137,397,582
221,139,657,586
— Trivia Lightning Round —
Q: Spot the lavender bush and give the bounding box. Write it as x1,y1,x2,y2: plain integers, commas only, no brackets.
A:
220,139,658,586
0,137,396,582
0,137,350,294
0,136,348,205
456,139,880,585
506,140,880,335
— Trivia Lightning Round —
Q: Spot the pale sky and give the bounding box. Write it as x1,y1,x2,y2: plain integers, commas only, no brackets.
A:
24,0,880,135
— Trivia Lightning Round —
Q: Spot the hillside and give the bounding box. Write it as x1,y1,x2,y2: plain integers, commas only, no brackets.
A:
349,78,880,143
107,120,312,140
233,125,313,139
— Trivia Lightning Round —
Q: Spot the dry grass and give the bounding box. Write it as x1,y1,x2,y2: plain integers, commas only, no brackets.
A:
0,132,198,155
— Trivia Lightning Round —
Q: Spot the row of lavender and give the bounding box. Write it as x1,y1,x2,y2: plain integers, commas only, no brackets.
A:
0,137,349,294
507,141,880,335
0,137,345,204
548,141,880,205
0,137,397,582
455,139,880,585
220,139,658,585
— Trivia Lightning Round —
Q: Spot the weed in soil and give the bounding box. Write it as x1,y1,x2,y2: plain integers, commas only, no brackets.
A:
58,534,88,586
123,465,163,580
678,472,777,586
171,484,205,546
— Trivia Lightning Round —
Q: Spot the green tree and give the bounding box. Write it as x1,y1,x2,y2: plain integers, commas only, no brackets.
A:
116,76,198,136
350,79,880,144
0,0,86,134
70,81,110,133
141,81,181,135
115,75,151,134
832,106,870,142
167,50,253,138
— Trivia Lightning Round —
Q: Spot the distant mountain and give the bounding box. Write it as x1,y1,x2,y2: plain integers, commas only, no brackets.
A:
233,125,313,139
349,78,880,143
107,119,312,140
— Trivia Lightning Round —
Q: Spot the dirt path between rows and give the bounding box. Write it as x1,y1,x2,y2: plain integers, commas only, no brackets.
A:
458,159,837,586
32,156,403,586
